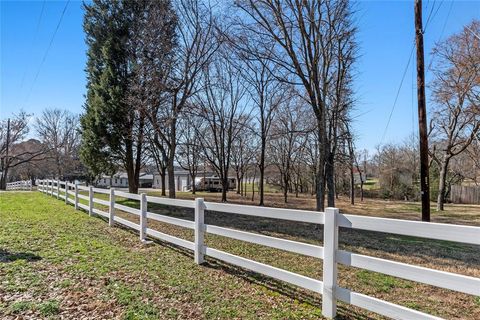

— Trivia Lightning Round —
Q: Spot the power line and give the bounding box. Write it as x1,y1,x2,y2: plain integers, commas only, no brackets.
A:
424,0,443,33
426,1,453,73
380,40,416,144
25,0,70,103
19,0,46,91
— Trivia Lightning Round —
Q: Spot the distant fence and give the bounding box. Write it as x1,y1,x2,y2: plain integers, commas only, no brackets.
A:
450,185,480,204
30,179,480,319
6,180,32,191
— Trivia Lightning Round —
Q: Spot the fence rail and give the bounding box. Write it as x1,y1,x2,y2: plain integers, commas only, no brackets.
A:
33,179,480,319
5,180,32,191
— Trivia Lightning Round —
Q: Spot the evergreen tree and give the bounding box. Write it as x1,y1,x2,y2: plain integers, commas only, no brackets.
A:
81,0,144,192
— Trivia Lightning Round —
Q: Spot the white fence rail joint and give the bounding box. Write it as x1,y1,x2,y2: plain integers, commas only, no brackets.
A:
88,186,93,216
109,188,115,227
140,193,147,242
74,182,79,210
34,179,480,320
195,198,206,265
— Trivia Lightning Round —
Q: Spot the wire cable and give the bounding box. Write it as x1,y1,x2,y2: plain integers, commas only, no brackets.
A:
426,0,453,73
380,40,416,144
424,0,443,33
19,0,46,91
25,0,70,103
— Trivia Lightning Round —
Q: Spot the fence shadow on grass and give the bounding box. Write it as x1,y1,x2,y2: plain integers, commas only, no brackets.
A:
87,210,382,319
203,258,370,320
0,249,41,263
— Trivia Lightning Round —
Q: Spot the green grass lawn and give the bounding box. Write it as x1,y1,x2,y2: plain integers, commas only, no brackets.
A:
1,192,479,319
0,192,326,319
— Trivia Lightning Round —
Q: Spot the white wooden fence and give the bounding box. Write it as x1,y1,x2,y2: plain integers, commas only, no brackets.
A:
5,180,32,191
35,179,480,319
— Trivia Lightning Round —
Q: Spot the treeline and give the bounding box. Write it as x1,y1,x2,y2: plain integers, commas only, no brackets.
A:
2,2,477,214
0,109,83,189
80,0,357,210
79,1,479,211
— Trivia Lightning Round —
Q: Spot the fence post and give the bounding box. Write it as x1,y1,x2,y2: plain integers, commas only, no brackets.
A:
74,183,79,210
56,180,60,199
65,182,68,204
194,198,205,264
322,207,339,319
88,186,93,216
50,180,53,196
140,193,147,242
109,188,115,227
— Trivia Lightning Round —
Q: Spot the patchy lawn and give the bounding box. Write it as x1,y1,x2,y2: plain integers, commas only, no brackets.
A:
1,191,479,319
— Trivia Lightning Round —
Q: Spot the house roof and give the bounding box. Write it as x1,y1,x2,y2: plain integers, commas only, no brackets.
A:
99,172,152,179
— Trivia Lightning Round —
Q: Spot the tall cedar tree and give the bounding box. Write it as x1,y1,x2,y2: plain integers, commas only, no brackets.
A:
81,1,176,193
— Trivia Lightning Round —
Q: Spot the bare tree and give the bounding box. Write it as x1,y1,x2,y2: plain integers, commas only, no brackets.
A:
35,109,80,179
148,0,221,198
228,41,285,205
176,115,205,194
144,123,170,196
429,20,480,211
231,118,257,196
0,112,48,189
235,0,357,210
195,52,249,202
268,98,309,203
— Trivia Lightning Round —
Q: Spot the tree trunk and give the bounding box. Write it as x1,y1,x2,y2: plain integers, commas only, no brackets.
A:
350,165,355,205
125,142,138,194
283,172,288,203
325,151,335,207
360,181,364,202
191,173,196,195
259,138,266,206
0,167,8,190
221,175,228,202
236,169,241,194
160,167,166,196
251,168,256,202
168,118,177,199
437,157,450,211
295,175,299,198
126,166,138,194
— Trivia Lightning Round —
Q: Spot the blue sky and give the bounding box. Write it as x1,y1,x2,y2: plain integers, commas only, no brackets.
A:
1,0,479,151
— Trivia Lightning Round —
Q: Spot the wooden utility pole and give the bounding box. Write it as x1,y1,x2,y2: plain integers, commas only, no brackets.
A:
0,119,11,190
414,0,430,222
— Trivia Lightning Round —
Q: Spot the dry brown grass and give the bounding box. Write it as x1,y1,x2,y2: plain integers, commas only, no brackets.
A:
59,189,480,318
106,190,480,319
166,190,480,226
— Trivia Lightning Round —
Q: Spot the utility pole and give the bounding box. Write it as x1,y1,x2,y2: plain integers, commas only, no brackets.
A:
414,0,430,222
1,119,11,190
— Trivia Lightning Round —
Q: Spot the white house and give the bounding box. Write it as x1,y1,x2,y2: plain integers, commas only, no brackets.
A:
153,167,239,192
153,168,192,192
95,172,153,188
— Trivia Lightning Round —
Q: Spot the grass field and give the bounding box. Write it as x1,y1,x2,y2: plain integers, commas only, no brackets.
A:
1,191,479,319
152,189,480,226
